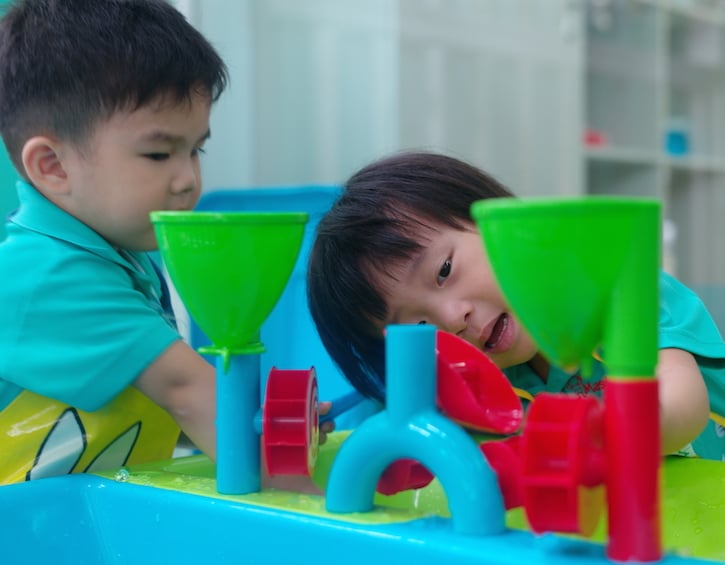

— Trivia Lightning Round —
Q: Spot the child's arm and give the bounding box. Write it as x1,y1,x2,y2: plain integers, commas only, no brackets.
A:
657,347,710,455
133,339,328,494
134,339,218,460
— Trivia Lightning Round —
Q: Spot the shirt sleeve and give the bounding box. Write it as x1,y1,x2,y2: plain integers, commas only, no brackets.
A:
658,270,725,359
658,271,725,419
0,238,181,412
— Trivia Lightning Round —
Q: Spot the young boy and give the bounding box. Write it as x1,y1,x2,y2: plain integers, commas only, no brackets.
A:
0,0,329,488
307,151,725,461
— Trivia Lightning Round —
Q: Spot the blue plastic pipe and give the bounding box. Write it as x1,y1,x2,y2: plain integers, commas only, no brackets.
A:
215,353,261,494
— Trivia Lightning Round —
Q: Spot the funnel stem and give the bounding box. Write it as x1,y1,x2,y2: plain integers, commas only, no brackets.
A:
605,379,661,561
216,353,261,494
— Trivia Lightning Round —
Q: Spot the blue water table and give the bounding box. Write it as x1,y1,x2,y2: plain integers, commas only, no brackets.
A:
0,197,723,564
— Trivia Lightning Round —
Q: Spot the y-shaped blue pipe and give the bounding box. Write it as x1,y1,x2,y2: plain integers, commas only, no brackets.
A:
325,325,505,536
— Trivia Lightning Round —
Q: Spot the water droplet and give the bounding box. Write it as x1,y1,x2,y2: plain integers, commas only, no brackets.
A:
114,468,130,482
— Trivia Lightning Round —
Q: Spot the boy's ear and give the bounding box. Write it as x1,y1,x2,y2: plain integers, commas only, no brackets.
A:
21,136,71,195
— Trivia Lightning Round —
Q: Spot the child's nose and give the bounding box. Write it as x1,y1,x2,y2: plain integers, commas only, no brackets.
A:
171,162,200,195
437,300,471,335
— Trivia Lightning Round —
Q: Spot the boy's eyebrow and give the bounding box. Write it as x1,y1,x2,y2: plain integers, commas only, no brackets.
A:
140,129,211,145
402,245,432,280
382,250,428,326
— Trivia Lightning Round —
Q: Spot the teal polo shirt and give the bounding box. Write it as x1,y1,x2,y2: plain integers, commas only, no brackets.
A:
504,270,725,460
0,181,181,412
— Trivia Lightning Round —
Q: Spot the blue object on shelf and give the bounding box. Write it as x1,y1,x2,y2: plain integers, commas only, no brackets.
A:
665,120,690,156
188,186,371,429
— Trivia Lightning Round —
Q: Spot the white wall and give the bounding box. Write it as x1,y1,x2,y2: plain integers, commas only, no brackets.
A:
174,0,257,189
176,0,584,196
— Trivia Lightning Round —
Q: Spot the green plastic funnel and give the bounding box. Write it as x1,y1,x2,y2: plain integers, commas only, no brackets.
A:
470,197,660,377
151,211,308,360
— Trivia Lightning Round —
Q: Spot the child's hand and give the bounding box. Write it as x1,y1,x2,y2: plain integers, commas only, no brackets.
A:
318,401,335,445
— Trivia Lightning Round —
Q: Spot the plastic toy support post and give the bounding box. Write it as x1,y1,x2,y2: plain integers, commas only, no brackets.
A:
325,324,505,536
601,202,660,562
212,349,261,493
471,197,661,562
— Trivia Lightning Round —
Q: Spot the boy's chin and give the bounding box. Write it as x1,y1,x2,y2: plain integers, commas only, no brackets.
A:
492,347,539,370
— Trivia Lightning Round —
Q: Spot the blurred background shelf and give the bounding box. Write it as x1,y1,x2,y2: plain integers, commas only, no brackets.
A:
584,0,725,326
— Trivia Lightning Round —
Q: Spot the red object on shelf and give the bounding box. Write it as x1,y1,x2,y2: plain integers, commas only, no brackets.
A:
263,367,319,476
436,330,524,434
519,393,606,536
584,128,608,147
605,379,661,563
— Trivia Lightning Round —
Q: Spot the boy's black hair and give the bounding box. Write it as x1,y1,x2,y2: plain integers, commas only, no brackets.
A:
0,0,228,176
307,151,513,402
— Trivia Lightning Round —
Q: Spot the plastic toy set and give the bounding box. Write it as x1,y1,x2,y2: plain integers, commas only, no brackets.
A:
1,193,723,564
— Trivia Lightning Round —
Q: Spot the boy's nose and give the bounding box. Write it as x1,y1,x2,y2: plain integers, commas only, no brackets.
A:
171,162,200,195
436,300,471,336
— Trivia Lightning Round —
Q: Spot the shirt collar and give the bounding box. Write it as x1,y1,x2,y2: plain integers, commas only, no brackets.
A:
504,357,606,397
8,180,169,325
11,180,136,269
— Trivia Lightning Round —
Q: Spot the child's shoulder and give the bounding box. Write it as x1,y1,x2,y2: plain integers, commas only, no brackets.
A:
2,221,125,283
2,181,126,276
659,270,700,302
657,270,725,358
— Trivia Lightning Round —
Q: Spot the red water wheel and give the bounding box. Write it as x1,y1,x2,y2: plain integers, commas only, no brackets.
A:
262,367,319,477
519,393,606,536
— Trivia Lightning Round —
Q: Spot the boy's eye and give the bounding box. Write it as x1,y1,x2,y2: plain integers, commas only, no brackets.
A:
191,146,207,158
144,152,170,162
437,259,452,285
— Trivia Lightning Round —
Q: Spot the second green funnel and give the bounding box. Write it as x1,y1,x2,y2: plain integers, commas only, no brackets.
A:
470,197,660,377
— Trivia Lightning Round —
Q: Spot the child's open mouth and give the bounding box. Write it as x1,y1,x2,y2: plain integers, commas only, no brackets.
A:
484,313,509,351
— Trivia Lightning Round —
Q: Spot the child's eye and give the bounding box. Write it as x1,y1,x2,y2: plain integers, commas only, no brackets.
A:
191,146,207,158
144,153,170,162
437,259,452,286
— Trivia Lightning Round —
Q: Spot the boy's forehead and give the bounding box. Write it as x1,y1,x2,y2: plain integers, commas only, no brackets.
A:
365,250,421,306
362,220,438,282
113,92,211,133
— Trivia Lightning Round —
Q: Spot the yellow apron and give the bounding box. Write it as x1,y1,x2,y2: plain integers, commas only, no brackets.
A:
0,387,179,484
